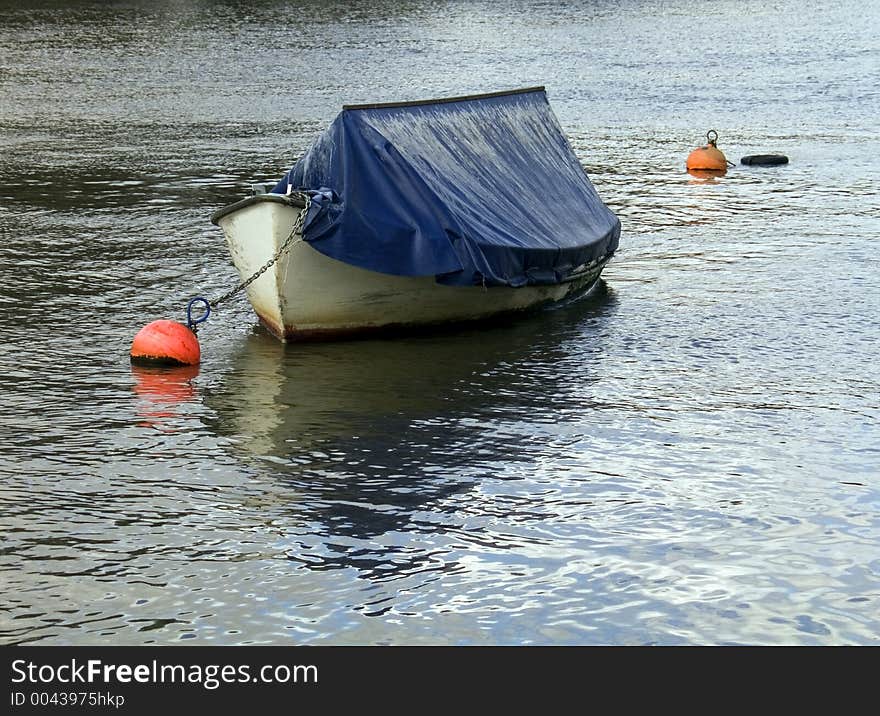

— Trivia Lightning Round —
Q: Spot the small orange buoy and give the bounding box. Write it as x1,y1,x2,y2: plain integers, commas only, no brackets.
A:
686,129,729,173
130,298,210,366
130,320,201,366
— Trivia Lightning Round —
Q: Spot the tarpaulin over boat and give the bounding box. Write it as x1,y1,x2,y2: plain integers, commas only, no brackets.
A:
271,87,620,287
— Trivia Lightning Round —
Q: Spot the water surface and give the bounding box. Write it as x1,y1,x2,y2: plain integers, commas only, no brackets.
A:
1,0,878,645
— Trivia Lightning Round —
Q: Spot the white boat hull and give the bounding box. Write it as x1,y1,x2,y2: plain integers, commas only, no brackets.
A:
213,195,611,341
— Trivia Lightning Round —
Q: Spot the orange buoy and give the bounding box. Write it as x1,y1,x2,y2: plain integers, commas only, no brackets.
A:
686,129,729,173
130,320,201,366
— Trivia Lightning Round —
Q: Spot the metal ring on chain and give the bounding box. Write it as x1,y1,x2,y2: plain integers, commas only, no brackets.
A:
186,296,211,332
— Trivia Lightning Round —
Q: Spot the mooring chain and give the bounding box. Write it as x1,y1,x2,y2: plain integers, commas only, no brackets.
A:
185,192,310,333
210,193,310,310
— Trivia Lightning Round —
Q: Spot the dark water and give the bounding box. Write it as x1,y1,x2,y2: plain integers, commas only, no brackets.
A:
1,0,878,645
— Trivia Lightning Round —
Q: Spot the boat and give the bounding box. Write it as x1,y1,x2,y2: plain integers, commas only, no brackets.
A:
210,86,620,341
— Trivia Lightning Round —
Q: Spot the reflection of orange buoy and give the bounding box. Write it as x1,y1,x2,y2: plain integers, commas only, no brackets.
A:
686,129,728,173
130,320,201,366
131,363,200,427
686,169,725,184
131,363,200,402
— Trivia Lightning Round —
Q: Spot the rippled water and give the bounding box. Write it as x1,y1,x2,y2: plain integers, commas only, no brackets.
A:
1,0,878,645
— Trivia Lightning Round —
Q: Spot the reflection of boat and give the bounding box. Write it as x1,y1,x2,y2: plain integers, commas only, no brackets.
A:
203,292,614,548
211,87,620,341
206,328,493,456
204,289,614,459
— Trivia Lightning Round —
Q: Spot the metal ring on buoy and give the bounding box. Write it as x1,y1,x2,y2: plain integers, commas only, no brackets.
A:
186,297,211,332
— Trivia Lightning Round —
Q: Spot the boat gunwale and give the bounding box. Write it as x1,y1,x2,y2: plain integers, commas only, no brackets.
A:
210,193,306,226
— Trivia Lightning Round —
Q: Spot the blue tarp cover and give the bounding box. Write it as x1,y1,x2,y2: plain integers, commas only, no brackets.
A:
272,87,620,287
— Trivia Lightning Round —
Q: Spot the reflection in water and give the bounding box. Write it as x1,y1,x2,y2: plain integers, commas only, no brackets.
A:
131,364,201,429
2,0,879,646
686,168,727,183
205,289,616,556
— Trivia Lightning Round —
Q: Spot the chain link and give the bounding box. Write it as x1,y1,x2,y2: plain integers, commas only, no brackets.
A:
209,193,310,309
